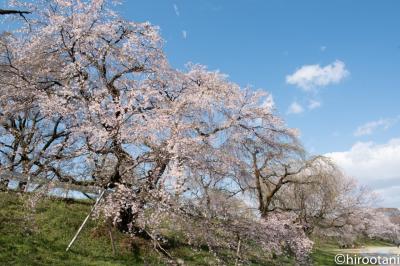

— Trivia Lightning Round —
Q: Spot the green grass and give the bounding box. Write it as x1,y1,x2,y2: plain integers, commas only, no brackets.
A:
0,191,156,265
1,191,392,265
0,192,279,265
312,239,345,266
311,237,396,266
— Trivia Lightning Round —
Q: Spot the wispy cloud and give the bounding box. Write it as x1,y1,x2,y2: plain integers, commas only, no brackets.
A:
182,30,187,39
354,117,399,136
287,101,304,115
308,99,321,110
173,4,180,16
320,46,327,52
261,94,274,110
286,60,349,91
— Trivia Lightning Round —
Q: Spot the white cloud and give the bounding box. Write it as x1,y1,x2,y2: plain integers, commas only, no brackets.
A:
182,30,187,39
287,101,304,115
173,4,180,16
354,117,399,136
286,60,349,91
308,99,321,110
326,138,400,207
261,94,274,110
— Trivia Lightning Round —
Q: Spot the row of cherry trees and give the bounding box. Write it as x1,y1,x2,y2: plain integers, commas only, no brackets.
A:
0,1,398,264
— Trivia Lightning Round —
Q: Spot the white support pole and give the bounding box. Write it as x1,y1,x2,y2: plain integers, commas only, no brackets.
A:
66,189,106,252
23,175,30,193
109,225,116,255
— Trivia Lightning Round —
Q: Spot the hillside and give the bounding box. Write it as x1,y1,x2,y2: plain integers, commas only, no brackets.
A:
0,192,296,265
1,191,394,266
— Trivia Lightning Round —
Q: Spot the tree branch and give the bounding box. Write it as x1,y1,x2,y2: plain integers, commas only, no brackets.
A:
0,9,31,15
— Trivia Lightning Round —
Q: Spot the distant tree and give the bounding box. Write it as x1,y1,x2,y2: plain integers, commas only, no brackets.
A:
272,159,399,246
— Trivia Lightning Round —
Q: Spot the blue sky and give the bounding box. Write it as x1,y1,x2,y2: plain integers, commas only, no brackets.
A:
111,0,400,154
1,0,400,207
114,1,400,207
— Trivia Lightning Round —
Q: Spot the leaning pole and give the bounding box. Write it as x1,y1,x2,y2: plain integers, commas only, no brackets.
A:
66,189,106,252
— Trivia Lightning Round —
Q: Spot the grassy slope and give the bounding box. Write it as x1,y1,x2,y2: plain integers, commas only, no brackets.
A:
0,192,151,265
1,192,391,265
312,240,347,266
311,238,395,266
0,192,288,265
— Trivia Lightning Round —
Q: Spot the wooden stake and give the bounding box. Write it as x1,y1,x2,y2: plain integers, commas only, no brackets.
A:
66,189,106,252
235,236,241,266
108,224,116,255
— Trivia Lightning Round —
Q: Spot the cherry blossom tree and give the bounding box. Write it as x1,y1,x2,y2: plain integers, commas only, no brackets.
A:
274,160,398,247
0,33,78,192
0,0,347,263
